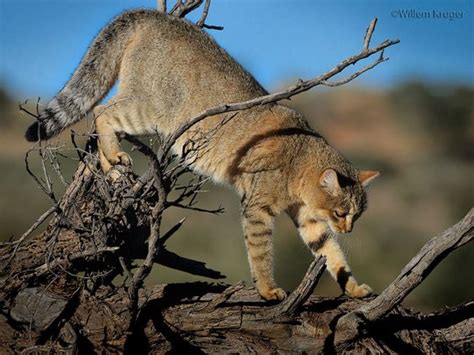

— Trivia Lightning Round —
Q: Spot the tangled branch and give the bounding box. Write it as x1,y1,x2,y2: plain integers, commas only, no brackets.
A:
1,2,473,353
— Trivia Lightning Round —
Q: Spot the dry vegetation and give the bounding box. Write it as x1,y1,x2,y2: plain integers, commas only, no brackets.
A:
1,83,472,311
0,1,472,351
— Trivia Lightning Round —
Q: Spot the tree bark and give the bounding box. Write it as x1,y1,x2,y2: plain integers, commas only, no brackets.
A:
0,156,472,353
1,4,472,353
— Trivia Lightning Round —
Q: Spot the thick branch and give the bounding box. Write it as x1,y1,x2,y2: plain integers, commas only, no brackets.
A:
359,208,473,321
335,208,474,346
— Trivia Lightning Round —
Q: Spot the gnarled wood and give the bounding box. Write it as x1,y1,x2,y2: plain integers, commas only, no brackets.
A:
1,3,471,353
335,209,474,349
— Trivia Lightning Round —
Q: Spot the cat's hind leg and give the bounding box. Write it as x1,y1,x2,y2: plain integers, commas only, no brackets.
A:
94,104,132,173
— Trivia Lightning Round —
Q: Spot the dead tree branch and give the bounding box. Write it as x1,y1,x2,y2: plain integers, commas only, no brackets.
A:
170,0,203,18
270,255,326,318
196,0,211,27
4,4,471,353
163,20,399,155
196,0,223,30
335,208,474,348
157,0,167,13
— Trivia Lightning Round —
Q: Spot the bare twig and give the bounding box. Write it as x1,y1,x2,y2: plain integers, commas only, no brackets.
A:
202,23,224,31
34,246,120,277
128,136,167,322
170,0,203,18
161,217,186,244
196,0,223,30
321,51,387,87
163,21,399,155
271,255,326,317
196,0,211,27
18,98,40,119
363,18,378,51
1,206,58,271
157,0,167,12
169,202,224,214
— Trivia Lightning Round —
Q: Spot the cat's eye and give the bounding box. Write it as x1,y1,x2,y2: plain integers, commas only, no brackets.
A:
334,210,346,218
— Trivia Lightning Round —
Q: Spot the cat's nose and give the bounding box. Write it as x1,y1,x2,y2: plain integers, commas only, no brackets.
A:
343,223,352,233
345,217,353,233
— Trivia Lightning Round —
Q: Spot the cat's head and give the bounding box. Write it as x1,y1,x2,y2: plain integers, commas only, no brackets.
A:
300,168,379,233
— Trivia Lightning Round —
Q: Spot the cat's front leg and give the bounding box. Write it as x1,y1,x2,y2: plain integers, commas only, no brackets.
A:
297,219,372,298
241,203,286,301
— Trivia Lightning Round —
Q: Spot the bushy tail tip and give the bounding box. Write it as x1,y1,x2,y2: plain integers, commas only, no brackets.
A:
25,122,46,142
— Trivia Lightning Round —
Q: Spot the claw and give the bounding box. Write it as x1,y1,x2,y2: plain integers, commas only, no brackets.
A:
346,283,373,298
259,287,287,301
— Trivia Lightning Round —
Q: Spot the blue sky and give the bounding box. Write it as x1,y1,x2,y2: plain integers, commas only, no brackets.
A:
0,0,472,100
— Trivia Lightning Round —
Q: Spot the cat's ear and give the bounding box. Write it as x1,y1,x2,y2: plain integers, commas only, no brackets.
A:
319,168,341,195
358,170,380,187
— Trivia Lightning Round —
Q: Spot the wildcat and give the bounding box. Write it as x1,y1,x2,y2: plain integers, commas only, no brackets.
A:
25,9,379,301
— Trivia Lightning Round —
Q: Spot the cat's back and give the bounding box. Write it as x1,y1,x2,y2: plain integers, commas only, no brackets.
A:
118,10,266,122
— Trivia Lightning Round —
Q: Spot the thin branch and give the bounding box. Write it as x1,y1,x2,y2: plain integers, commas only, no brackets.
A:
170,0,203,18
196,0,211,27
34,246,120,277
24,148,57,204
359,208,473,321
169,202,224,215
1,206,58,271
321,52,387,87
18,98,40,119
363,18,378,51
128,136,167,324
161,217,186,244
163,23,399,155
270,255,326,317
157,0,167,12
202,23,224,31
196,0,223,30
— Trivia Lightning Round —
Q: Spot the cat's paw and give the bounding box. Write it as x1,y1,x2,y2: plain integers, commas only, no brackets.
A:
112,151,132,166
346,283,373,298
259,287,287,301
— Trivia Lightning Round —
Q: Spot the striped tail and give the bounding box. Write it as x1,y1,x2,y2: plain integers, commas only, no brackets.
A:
25,10,154,142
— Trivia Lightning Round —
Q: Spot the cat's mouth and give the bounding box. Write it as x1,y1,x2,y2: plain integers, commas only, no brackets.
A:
329,223,351,234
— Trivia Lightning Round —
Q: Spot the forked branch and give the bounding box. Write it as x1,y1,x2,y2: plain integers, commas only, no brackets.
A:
163,19,399,155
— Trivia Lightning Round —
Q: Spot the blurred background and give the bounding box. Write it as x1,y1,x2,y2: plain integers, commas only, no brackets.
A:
0,0,472,311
